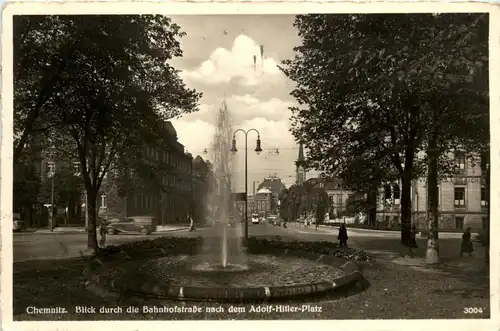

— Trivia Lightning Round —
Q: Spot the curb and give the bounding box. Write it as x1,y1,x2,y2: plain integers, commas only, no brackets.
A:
98,245,363,302
16,228,190,235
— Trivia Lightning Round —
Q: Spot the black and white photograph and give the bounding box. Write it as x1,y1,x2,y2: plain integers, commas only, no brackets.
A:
2,1,499,328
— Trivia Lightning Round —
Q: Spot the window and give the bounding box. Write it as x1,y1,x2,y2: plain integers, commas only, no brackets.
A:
100,194,107,209
319,182,324,188
336,194,342,206
47,161,56,177
455,152,466,170
455,217,464,229
481,187,488,206
329,195,335,205
454,187,465,206
73,162,80,176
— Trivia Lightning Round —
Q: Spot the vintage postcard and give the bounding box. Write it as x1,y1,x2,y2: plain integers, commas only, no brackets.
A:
1,1,499,331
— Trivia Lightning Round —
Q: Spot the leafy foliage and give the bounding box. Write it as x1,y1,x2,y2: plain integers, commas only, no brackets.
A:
279,183,329,222
14,15,201,250
280,14,488,247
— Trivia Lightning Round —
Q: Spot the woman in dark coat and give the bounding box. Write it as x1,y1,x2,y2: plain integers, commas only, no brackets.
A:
409,225,418,257
338,223,348,254
461,227,474,257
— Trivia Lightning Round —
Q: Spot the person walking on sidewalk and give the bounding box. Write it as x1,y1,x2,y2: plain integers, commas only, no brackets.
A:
460,227,474,257
99,218,108,248
338,223,348,254
188,213,196,232
409,224,419,257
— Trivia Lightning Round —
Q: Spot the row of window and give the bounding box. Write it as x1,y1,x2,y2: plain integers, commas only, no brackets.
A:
383,215,487,230
133,193,190,211
46,161,107,179
455,216,489,229
329,194,344,206
144,146,191,174
455,151,489,172
161,175,190,191
454,187,489,207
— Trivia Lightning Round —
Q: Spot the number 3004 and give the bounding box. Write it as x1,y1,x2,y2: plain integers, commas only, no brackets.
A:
464,307,483,314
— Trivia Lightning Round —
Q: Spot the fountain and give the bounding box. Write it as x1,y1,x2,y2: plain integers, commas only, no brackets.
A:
99,101,362,302
193,100,248,271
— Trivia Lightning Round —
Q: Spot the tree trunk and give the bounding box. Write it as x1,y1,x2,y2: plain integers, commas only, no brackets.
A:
400,172,412,248
368,186,377,226
86,189,99,251
426,132,439,264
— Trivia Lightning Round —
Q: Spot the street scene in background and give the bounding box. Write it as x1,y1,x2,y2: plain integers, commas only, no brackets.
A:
7,5,493,324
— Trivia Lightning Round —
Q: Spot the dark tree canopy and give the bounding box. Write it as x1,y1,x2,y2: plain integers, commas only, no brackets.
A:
280,13,488,247
14,15,201,250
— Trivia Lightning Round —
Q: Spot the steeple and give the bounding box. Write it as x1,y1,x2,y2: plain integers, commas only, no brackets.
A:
298,141,304,163
295,141,306,185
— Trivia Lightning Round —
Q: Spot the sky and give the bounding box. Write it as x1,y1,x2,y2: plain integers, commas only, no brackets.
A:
168,15,319,192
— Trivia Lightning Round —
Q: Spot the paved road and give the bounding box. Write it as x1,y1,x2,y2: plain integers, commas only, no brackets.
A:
13,221,478,262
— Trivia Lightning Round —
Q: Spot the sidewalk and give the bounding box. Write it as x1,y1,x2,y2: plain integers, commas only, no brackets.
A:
21,225,194,234
288,222,466,238
390,248,487,275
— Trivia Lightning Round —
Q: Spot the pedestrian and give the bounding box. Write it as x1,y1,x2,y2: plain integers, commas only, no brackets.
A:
188,213,196,232
338,223,348,254
460,227,474,257
409,224,418,257
99,218,107,248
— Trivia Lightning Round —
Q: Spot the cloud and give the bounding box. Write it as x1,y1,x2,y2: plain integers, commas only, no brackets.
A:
179,35,283,88
171,33,310,191
178,94,294,126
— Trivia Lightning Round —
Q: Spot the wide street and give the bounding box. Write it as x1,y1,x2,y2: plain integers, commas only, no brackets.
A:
13,221,479,263
13,220,489,320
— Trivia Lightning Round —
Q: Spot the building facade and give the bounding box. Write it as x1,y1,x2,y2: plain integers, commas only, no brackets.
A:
235,189,273,218
306,177,354,219
377,152,488,231
192,155,210,224
102,121,193,226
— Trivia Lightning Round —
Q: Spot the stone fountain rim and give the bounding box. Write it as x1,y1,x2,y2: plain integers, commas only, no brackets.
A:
93,246,363,302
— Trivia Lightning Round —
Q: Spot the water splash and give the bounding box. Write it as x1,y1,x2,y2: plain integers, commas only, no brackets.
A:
202,100,247,268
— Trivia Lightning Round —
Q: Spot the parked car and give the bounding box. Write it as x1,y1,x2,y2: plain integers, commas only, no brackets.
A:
106,216,156,235
251,213,260,224
13,213,26,232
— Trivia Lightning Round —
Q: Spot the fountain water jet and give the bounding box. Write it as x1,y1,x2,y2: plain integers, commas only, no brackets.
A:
198,100,247,270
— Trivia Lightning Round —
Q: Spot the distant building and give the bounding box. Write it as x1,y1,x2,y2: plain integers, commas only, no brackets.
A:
236,188,273,218
257,175,287,196
377,151,488,231
192,155,210,224
306,177,354,219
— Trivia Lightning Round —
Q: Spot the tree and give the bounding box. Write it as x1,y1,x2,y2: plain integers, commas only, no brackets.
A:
14,16,201,251
280,14,488,256
278,188,289,220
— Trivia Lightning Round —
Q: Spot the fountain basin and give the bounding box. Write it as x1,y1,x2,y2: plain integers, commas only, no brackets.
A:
96,248,363,302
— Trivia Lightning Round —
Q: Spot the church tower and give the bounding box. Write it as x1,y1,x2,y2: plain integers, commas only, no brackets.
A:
295,141,306,185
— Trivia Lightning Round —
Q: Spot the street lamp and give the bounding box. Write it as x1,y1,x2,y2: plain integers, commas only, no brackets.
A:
231,128,262,240
47,149,56,232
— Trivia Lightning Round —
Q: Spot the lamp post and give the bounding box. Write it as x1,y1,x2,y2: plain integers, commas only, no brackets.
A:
47,149,56,232
231,129,262,240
